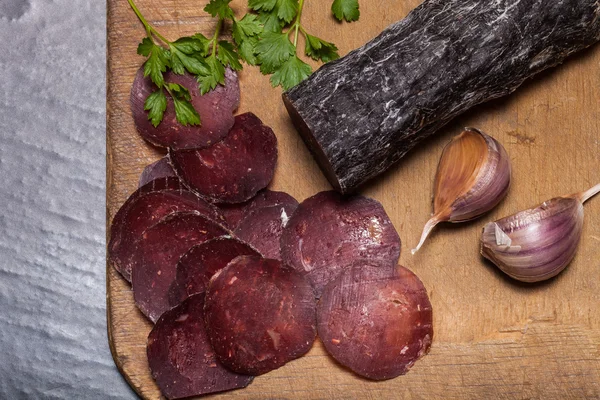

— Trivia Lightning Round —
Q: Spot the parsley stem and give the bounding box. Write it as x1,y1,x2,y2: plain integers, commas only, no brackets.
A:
127,0,171,45
212,18,223,56
292,0,306,47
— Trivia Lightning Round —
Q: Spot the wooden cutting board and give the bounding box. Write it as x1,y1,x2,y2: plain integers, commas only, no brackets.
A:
107,1,600,398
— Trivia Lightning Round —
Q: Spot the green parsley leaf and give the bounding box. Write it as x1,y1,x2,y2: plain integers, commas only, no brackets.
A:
248,0,277,12
204,0,234,19
166,83,193,101
166,83,200,125
256,31,295,74
276,0,298,23
192,33,212,56
169,51,185,75
197,56,226,94
172,37,205,54
305,34,340,62
217,41,243,71
169,46,209,76
232,14,262,45
238,37,258,65
137,37,155,57
331,0,360,22
258,12,285,33
143,44,170,87
144,89,168,127
270,55,312,90
172,96,201,126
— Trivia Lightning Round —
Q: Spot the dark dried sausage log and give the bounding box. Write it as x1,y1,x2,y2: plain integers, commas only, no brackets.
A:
204,256,316,375
283,0,600,193
280,191,401,297
317,264,433,380
147,294,253,399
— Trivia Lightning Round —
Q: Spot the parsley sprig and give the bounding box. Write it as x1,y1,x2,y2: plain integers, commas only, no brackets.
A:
196,0,262,91
250,0,347,90
331,0,360,22
129,0,359,126
128,0,260,127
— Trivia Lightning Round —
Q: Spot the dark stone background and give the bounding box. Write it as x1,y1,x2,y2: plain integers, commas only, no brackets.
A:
0,1,136,398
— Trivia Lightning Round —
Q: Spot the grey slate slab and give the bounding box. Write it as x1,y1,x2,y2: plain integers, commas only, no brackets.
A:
0,1,136,398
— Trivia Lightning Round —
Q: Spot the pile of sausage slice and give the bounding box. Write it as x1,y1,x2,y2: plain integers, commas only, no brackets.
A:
110,68,433,399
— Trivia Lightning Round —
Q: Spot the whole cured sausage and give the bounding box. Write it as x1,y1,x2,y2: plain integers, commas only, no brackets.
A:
284,0,600,193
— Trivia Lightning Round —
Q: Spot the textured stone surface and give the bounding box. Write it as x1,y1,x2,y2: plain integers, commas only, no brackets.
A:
284,0,600,193
0,1,135,398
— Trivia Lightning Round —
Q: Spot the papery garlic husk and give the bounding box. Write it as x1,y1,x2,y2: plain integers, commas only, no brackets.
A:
412,128,511,254
480,183,600,283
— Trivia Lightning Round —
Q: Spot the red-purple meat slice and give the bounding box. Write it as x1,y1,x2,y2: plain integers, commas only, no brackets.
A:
219,189,299,229
109,177,226,282
138,157,176,187
204,255,316,375
280,191,401,297
131,67,240,150
147,293,253,399
131,211,228,322
234,203,297,259
168,236,261,306
169,112,278,204
317,264,433,380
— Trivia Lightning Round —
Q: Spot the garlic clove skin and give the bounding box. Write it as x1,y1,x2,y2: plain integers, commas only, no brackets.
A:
412,128,511,254
480,183,600,283
446,130,511,222
480,196,584,283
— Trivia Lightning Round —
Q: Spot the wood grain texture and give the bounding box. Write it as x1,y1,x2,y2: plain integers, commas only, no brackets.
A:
107,0,600,398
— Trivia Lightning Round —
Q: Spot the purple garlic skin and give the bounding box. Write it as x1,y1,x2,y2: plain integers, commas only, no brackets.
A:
413,128,511,254
482,183,600,283
449,131,511,222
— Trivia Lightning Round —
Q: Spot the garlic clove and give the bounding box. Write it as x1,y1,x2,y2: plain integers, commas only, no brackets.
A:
412,128,511,254
480,183,600,283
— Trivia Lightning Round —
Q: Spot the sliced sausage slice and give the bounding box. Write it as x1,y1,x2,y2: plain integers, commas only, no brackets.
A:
168,236,261,306
317,264,433,380
138,157,176,187
234,203,297,259
169,112,277,204
204,255,316,375
219,189,299,230
147,293,253,399
132,211,228,322
280,191,401,297
131,67,240,150
109,177,225,282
